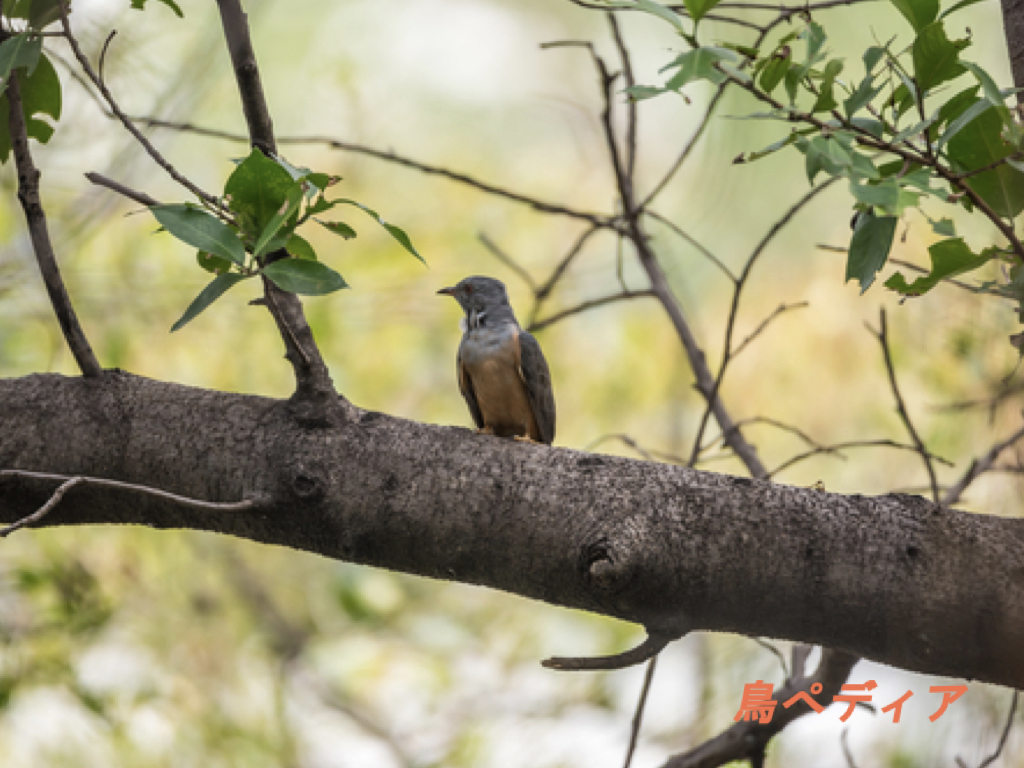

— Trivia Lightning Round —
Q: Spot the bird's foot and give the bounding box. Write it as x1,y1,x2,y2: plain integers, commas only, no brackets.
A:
475,427,495,436
513,435,541,444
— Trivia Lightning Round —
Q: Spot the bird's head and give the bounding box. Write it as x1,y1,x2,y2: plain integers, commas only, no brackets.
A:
437,276,511,316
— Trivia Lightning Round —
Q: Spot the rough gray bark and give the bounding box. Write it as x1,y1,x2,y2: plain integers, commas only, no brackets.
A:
1003,0,1024,93
2,372,1023,688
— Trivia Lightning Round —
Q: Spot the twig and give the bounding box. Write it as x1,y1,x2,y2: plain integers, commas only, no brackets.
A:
732,302,809,359
123,115,613,228
840,728,860,768
701,416,829,455
478,233,537,290
543,632,673,671
754,638,789,678
768,438,954,480
0,470,257,537
528,289,657,332
58,3,227,215
687,179,837,469
608,14,638,183
5,64,102,378
527,224,604,327
871,310,940,502
623,656,659,768
1,476,84,537
645,210,737,283
85,171,160,207
942,422,1024,506
976,691,1019,768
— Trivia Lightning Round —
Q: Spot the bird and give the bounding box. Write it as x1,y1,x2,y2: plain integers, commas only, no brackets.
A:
438,276,555,445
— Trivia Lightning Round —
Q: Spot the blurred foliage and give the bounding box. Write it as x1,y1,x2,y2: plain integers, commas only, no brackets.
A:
0,0,1022,766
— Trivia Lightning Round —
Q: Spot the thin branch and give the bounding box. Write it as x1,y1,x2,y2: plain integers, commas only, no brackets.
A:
543,632,674,671
124,116,613,228
687,179,837,469
942,422,1024,506
701,416,829,455
623,656,659,768
1,470,259,518
477,233,537,291
57,4,227,215
85,171,160,207
5,64,102,378
732,301,809,359
871,310,940,502
768,438,954,480
528,289,657,332
975,691,1019,768
645,209,737,283
0,476,84,537
527,224,604,327
754,638,789,678
840,728,860,768
608,14,638,183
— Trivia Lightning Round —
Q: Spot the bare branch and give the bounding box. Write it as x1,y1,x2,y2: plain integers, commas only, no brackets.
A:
754,638,789,678
5,65,102,378
528,289,657,332
871,310,941,502
608,13,638,182
85,171,160,207
661,649,859,768
543,632,674,671
478,233,537,291
975,691,1019,768
0,476,84,537
645,210,737,283
623,657,659,768
732,301,810,359
942,422,1024,506
1,470,259,526
58,4,227,214
768,438,954,480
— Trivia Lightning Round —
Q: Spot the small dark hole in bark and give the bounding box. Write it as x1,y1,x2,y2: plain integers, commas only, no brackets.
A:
805,547,814,559
578,456,606,468
292,473,322,500
906,545,920,559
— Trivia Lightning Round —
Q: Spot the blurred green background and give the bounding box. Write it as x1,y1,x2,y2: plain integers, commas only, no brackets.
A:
0,0,1022,765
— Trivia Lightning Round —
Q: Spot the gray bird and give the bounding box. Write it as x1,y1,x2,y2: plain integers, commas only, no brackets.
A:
438,276,555,445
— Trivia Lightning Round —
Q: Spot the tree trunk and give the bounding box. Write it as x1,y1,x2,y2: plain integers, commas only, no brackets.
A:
2,372,1022,687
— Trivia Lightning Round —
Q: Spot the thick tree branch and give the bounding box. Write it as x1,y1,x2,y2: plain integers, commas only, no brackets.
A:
5,68,102,378
2,373,1023,689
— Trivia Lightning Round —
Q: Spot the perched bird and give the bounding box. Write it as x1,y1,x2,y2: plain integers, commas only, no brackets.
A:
438,276,555,445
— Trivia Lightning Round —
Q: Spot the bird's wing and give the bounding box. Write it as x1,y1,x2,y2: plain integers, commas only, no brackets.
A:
516,330,556,445
457,345,485,430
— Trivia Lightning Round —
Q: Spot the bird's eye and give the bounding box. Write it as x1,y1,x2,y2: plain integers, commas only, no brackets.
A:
464,284,474,294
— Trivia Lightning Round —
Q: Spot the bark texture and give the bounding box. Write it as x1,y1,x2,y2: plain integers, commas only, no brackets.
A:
2,372,1023,688
1003,0,1024,93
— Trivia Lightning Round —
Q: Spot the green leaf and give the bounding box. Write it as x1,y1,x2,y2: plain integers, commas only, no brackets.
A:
334,199,425,263
0,51,62,162
150,204,247,266
863,46,886,74
681,0,722,23
929,84,980,139
5,0,63,29
846,212,898,292
885,237,993,294
930,217,956,236
254,182,304,257
844,73,884,118
850,178,901,209
889,0,939,31
625,85,665,101
939,0,986,17
743,130,804,162
912,21,969,94
802,22,827,64
195,250,234,274
948,106,1024,217
129,0,184,16
0,33,41,90
802,135,852,182
758,52,790,94
262,259,348,295
935,96,989,152
603,0,685,29
664,47,737,88
171,273,250,332
317,219,357,239
811,58,843,112
224,147,296,238
286,233,317,261
960,60,1004,107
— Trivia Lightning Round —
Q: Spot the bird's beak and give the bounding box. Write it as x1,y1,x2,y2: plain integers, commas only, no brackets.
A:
437,286,456,296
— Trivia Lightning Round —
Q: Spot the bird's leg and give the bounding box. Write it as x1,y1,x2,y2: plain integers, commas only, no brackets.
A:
475,426,495,436
513,435,541,444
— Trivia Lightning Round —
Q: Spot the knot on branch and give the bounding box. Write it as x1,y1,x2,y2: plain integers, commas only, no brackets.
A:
580,513,651,596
